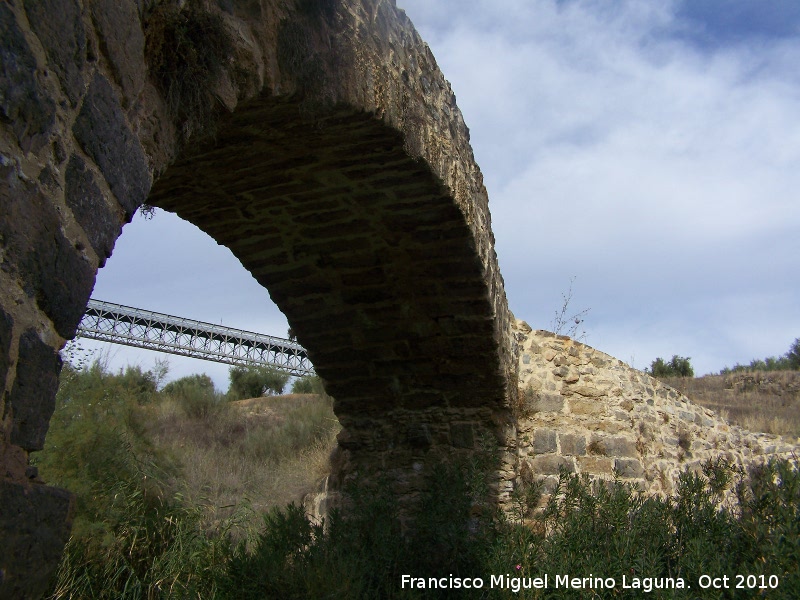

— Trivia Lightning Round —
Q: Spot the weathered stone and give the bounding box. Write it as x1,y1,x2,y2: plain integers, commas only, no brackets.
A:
530,392,564,413
72,73,151,217
8,330,62,451
533,428,557,454
569,398,605,415
597,435,639,456
90,0,146,106
530,455,574,475
406,423,432,449
449,423,474,449
23,0,85,104
559,433,586,456
0,172,95,338
0,480,74,599
615,458,644,478
578,456,615,475
569,384,604,397
0,3,57,153
65,155,121,265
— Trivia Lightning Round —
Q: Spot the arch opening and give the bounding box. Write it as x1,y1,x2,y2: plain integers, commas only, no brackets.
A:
147,95,514,495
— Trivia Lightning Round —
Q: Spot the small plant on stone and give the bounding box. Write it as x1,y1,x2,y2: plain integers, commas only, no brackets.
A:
550,276,591,340
144,0,234,139
677,428,692,452
587,439,605,455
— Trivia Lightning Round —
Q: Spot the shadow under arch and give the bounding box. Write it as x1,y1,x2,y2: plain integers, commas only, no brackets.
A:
148,96,513,493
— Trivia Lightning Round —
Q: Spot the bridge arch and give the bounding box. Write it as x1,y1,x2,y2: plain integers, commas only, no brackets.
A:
0,0,516,594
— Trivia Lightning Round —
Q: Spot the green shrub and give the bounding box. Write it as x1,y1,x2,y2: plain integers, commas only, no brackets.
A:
37,362,237,598
238,395,338,462
649,354,694,378
227,364,289,400
163,372,224,419
38,361,800,599
290,374,327,395
221,457,800,599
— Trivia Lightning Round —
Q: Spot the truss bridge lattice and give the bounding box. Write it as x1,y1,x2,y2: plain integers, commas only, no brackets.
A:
77,299,313,376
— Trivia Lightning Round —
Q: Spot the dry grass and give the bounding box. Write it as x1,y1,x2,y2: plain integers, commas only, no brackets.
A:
143,393,340,536
661,370,800,438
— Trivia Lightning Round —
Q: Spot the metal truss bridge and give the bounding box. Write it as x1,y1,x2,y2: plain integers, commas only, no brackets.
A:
77,299,313,376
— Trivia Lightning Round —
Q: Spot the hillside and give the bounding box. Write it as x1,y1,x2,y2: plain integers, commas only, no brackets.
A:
660,370,800,438
144,392,340,531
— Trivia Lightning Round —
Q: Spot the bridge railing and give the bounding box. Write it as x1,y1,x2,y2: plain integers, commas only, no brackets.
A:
77,299,314,376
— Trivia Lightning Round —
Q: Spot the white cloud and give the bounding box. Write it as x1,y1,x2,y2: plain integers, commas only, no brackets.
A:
401,0,800,372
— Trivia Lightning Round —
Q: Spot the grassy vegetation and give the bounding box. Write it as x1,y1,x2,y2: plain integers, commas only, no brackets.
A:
36,357,800,598
661,370,800,438
35,362,338,597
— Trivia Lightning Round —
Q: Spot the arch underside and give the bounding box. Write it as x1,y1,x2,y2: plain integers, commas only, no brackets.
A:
149,97,512,486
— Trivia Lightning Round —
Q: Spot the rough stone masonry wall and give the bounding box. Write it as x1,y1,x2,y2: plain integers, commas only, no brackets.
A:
513,321,799,500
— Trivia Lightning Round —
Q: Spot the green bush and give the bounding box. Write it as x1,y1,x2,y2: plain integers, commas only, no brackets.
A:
36,362,237,598
163,373,224,419
649,355,694,378
227,364,289,400
238,396,338,462
222,457,800,599
788,338,800,370
290,374,327,395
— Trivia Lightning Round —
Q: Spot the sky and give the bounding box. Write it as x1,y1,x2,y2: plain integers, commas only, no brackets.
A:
82,0,800,389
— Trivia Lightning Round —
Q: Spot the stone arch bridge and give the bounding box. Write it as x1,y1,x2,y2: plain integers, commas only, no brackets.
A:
0,0,518,594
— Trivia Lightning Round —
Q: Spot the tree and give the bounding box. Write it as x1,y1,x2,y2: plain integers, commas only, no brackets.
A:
648,355,694,378
227,364,288,400
786,338,800,370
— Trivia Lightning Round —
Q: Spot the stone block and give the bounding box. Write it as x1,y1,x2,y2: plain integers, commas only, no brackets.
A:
569,384,604,397
577,456,615,475
569,398,604,415
0,3,57,152
615,458,644,478
529,392,564,413
90,0,146,106
559,432,586,456
0,177,95,338
0,307,12,394
65,155,120,265
406,423,432,449
449,422,473,449
72,73,151,217
9,330,62,451
530,455,574,475
0,480,74,599
533,428,557,454
23,0,85,104
597,435,638,458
